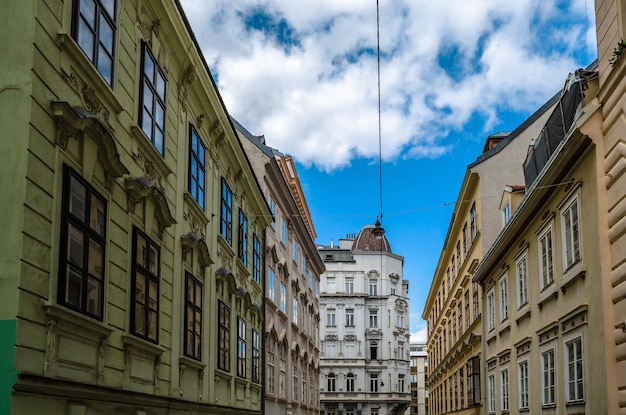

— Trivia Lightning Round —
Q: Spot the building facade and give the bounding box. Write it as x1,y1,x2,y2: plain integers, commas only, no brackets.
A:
318,226,411,415
0,1,272,414
409,343,428,415
236,120,324,415
422,98,558,415
473,67,612,414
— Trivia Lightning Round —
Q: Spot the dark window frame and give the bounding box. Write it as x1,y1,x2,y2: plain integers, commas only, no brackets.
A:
184,272,202,361
218,300,230,371
130,227,160,343
139,41,167,156
220,178,233,245
238,209,248,265
72,0,117,86
252,233,261,284
188,125,206,210
58,165,107,320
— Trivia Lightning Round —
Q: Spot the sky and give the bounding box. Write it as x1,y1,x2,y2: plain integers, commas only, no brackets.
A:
179,0,597,343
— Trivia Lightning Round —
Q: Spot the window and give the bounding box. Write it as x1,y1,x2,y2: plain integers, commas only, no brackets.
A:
467,356,480,406
562,195,582,268
327,309,336,326
539,225,555,289
280,282,287,313
327,277,336,293
470,203,477,241
502,201,511,226
218,301,230,371
184,273,202,360
519,360,529,410
279,353,286,397
391,282,397,295
346,373,355,392
499,275,509,321
501,368,509,412
220,179,233,245
252,330,260,383
566,337,584,402
399,374,405,391
268,350,275,394
517,254,528,307
293,367,298,400
451,255,456,279
326,341,336,358
131,228,160,342
488,374,495,413
462,222,468,255
487,288,495,332
293,298,299,325
268,268,275,302
370,373,379,392
309,270,314,289
458,301,463,337
345,341,355,358
542,348,556,405
345,277,354,293
452,312,457,344
73,0,116,85
252,234,261,284
237,210,248,265
237,317,246,377
397,311,405,328
139,42,166,155
472,282,479,322
269,197,276,228
465,290,470,329
369,310,378,328
370,341,378,360
456,242,461,273
188,125,206,209
369,279,378,296
399,341,405,359
345,308,355,327
59,166,107,319
293,240,299,265
459,368,465,408
327,373,336,391
281,217,288,244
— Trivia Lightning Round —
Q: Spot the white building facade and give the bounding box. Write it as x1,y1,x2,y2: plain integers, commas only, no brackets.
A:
318,225,411,415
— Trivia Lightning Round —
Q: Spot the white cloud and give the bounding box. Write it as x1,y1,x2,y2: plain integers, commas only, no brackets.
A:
180,0,595,171
410,326,428,344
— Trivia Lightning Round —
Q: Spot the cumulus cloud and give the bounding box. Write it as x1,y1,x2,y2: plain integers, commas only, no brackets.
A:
179,0,595,172
411,325,428,344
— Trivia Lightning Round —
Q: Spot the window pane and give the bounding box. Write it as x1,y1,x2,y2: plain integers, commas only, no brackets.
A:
144,52,154,79
148,309,157,340
99,16,114,52
78,20,95,59
154,129,164,155
156,72,166,99
69,178,87,221
87,276,101,315
101,0,115,17
149,280,158,310
79,0,96,28
155,104,165,129
142,108,153,139
68,225,84,267
97,47,112,83
88,239,103,279
134,304,145,335
149,244,158,273
66,264,83,307
136,234,147,268
90,194,106,236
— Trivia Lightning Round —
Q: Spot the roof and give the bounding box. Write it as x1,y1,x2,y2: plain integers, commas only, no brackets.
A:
352,224,392,253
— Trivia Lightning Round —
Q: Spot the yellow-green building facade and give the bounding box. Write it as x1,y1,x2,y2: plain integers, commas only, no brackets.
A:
0,0,271,414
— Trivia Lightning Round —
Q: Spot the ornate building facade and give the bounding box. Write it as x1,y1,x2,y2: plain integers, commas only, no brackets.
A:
318,226,411,415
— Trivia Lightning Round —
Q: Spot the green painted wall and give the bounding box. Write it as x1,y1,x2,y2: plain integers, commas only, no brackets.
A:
0,320,17,415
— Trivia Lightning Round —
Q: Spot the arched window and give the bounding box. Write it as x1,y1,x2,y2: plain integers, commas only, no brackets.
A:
370,341,378,360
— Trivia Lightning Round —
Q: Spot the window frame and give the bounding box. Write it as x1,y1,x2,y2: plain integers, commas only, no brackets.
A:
237,317,246,378
565,335,585,403
58,165,108,320
327,308,336,326
487,373,496,414
130,227,160,343
218,300,230,372
538,223,555,290
487,288,495,332
541,347,556,406
238,209,248,266
220,178,233,245
280,282,287,313
516,253,529,308
345,308,355,327
139,41,166,155
518,359,529,410
72,0,117,86
252,233,261,284
501,367,510,412
499,273,509,322
184,272,202,361
188,124,206,210
561,194,582,270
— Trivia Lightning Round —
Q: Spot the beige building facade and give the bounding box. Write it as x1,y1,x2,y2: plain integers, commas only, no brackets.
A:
409,342,428,415
0,1,271,414
236,119,324,415
422,98,557,415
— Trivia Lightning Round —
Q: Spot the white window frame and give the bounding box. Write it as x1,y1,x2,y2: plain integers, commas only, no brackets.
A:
516,253,529,308
518,359,529,410
538,223,555,290
345,277,354,294
369,279,378,296
280,282,287,313
561,193,582,269
327,309,336,326
541,347,556,406
565,334,585,403
499,273,509,322
487,288,495,332
345,308,354,327
326,277,336,294
501,367,509,412
488,373,496,414
502,201,511,226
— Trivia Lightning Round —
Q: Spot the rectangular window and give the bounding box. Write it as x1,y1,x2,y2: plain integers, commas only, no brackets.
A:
467,356,481,406
327,309,336,326
566,337,584,402
268,268,275,302
370,374,379,392
346,374,355,391
456,242,461,273
539,225,555,289
345,308,355,327
73,0,116,85
268,351,275,394
488,374,495,413
472,282,479,322
252,329,260,383
517,255,528,307
562,196,582,268
281,217,288,245
470,203,477,241
327,277,336,294
269,197,276,228
458,301,463,337
501,368,509,411
499,275,509,321
345,342,355,358
487,289,495,332
238,210,248,265
220,179,233,245
218,301,230,371
369,279,378,296
345,277,354,294
131,228,160,342
293,239,299,265
252,234,261,284
369,310,378,328
293,298,299,325
326,342,336,358
188,125,206,209
462,222,468,256
237,317,246,378
519,360,529,410
280,282,287,313
542,348,556,405
59,166,107,319
399,374,405,391
465,290,470,329
184,273,202,360
502,201,511,226
293,367,298,400
459,368,465,408
139,42,166,155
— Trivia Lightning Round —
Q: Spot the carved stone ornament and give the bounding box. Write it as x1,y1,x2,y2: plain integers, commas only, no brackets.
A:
181,232,213,270
125,177,176,235
60,69,111,126
210,120,226,146
132,151,163,190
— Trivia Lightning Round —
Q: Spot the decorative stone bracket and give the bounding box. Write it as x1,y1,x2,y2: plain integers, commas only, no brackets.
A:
181,232,213,272
125,176,176,236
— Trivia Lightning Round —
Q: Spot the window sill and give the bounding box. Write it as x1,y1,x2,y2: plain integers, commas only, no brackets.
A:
44,303,112,338
179,355,206,371
486,332,497,344
498,321,511,337
122,334,165,357
131,125,172,189
561,261,586,293
538,283,558,309
183,192,209,229
57,32,123,116
515,305,531,325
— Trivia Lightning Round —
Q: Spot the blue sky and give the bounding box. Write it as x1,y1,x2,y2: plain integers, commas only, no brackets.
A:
180,0,597,342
